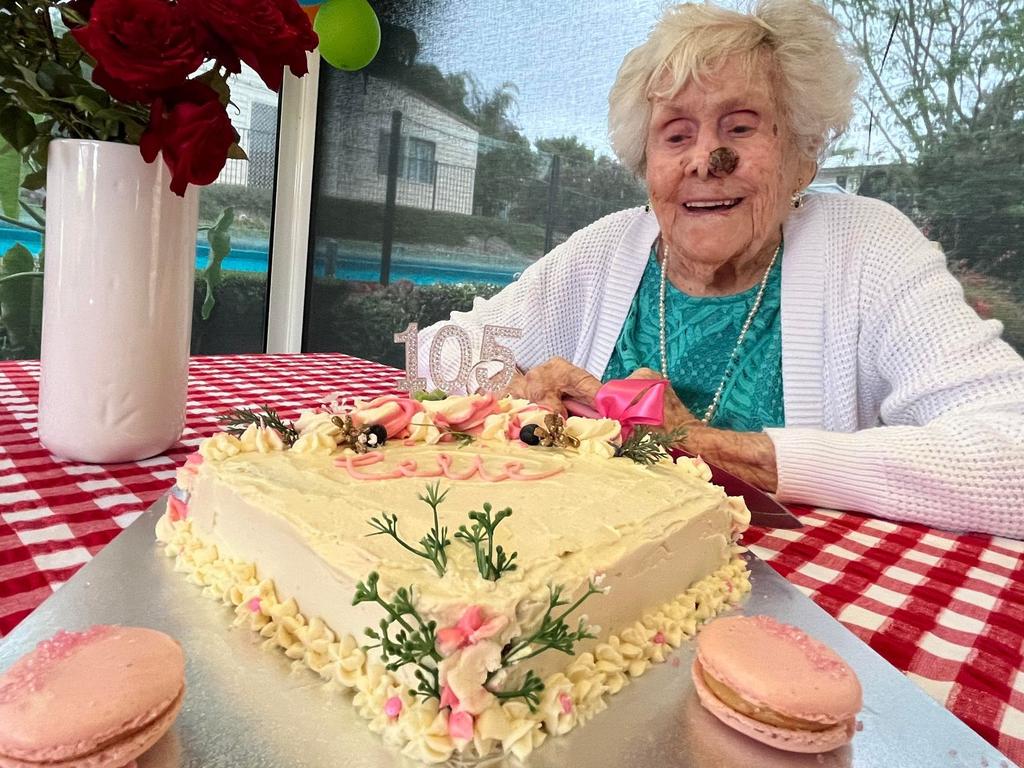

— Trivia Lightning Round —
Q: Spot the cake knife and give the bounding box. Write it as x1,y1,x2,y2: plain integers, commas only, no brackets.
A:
562,398,803,529
668,447,803,529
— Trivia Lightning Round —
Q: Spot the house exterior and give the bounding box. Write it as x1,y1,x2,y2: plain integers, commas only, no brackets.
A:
316,74,479,215
216,65,279,188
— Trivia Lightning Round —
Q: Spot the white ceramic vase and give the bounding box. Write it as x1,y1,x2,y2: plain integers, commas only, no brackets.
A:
38,139,198,463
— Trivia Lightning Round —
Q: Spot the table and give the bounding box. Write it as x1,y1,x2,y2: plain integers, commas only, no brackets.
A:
2,353,1022,766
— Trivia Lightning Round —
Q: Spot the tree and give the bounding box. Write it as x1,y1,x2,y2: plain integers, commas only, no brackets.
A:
473,135,538,219
830,0,1024,279
829,0,1024,161
533,136,646,234
464,77,521,141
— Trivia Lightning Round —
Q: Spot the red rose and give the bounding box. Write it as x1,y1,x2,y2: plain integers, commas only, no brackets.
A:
181,0,318,92
72,0,205,103
140,81,238,196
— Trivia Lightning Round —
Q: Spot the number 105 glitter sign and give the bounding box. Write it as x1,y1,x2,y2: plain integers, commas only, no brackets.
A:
393,323,523,394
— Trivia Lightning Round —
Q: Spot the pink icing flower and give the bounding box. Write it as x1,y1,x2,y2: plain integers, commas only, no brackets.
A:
447,709,475,744
436,605,508,657
167,495,188,522
352,395,423,438
653,631,666,645
447,393,498,433
247,597,261,613
506,405,551,440
559,692,574,714
440,684,460,710
384,696,403,719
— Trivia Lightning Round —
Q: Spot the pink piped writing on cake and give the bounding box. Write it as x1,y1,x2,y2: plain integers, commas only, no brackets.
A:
337,452,564,482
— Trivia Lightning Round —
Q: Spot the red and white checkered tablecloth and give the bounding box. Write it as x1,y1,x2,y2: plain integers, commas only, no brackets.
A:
1,353,1022,765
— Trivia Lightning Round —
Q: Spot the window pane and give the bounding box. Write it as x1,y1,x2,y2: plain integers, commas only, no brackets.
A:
303,0,1024,365
827,0,1024,354
0,155,43,360
0,65,279,360
193,65,280,354
304,3,650,365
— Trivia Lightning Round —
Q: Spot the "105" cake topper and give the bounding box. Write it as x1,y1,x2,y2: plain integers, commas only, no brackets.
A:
393,323,523,394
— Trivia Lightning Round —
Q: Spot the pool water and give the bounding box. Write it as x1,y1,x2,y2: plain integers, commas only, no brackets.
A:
0,225,520,286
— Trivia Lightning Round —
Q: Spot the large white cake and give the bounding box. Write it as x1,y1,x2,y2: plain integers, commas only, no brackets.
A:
156,393,751,762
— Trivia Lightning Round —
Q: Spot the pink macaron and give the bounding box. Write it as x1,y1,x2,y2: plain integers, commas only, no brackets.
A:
0,625,185,768
692,614,862,753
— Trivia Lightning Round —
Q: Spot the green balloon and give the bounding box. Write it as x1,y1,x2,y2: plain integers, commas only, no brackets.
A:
314,0,382,72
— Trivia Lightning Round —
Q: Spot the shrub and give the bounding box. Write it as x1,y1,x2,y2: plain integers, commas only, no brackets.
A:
306,279,503,366
190,270,268,354
314,197,546,257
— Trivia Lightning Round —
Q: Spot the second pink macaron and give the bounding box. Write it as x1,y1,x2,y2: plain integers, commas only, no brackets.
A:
692,614,862,753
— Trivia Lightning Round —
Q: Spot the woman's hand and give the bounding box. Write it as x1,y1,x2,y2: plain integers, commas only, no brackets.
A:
506,357,602,414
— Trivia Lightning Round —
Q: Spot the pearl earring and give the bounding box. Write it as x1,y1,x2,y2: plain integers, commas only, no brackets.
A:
790,191,804,209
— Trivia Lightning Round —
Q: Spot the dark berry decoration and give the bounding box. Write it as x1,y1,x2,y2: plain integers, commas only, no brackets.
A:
519,423,541,446
365,424,388,447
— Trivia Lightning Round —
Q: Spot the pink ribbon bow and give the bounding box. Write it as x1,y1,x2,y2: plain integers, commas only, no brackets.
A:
566,378,667,441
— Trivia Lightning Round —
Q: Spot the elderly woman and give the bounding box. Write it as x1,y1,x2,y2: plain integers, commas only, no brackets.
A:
420,0,1024,538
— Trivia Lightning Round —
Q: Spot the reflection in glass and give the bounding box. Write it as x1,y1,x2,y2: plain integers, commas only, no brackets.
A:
305,2,649,365
302,0,1024,367
191,66,280,354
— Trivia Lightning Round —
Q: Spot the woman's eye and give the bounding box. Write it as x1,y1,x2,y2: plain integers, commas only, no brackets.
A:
667,133,690,144
730,125,754,135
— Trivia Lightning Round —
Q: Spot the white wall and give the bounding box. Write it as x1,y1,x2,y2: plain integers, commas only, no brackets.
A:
317,75,479,215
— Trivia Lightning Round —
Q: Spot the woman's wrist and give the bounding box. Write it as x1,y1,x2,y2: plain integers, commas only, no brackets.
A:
683,425,779,493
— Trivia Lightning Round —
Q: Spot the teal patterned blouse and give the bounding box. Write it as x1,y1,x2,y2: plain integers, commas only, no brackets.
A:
603,244,785,432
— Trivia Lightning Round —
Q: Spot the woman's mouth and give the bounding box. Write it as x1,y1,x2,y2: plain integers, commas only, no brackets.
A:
682,198,743,213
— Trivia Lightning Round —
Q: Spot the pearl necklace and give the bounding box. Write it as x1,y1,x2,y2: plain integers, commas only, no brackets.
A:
658,238,782,425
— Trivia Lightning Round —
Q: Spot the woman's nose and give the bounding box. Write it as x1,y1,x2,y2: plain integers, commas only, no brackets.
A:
681,133,718,180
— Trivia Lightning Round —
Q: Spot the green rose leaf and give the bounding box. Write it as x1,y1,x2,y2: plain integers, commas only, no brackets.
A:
0,107,36,151
0,143,20,219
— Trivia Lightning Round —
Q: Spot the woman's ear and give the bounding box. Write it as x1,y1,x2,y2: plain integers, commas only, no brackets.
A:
799,158,819,188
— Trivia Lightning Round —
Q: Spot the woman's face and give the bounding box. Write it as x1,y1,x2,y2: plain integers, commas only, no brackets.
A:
645,57,815,270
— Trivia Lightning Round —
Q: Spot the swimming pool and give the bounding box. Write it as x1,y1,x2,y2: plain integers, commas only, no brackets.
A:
0,225,521,286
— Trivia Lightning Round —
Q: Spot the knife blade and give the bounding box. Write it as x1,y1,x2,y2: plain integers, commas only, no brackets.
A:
562,398,802,529
669,447,803,529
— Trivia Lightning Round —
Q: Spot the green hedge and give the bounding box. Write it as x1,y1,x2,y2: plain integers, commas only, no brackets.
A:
190,271,268,355
306,279,503,367
314,197,546,257
190,274,504,363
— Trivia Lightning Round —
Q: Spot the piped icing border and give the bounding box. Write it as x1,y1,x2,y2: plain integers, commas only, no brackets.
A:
155,513,751,763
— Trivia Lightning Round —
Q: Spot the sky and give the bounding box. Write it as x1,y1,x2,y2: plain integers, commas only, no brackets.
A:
416,0,671,158
412,0,885,167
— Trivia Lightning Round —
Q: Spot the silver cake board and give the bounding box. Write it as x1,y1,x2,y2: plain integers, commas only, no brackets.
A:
0,497,1013,768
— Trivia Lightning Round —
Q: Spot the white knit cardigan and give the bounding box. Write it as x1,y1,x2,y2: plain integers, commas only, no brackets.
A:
419,194,1024,538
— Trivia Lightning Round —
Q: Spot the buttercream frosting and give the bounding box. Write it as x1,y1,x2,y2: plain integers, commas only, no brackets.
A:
157,516,749,762
162,393,752,761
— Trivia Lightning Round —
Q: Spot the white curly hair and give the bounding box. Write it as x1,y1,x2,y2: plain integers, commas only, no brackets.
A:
608,0,860,175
